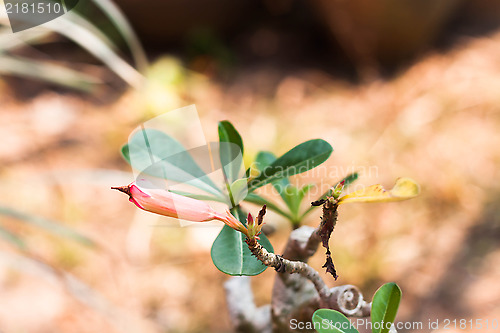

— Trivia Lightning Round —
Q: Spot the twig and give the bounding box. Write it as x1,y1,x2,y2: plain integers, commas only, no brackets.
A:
246,238,331,303
227,204,371,332
270,226,371,332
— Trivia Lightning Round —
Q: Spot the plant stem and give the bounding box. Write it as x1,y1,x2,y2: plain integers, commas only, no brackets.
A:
245,238,331,303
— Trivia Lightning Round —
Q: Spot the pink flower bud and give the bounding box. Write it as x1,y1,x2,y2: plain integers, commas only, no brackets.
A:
112,181,266,240
112,180,227,223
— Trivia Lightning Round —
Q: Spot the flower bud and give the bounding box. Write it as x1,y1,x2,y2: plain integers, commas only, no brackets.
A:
112,181,267,239
112,180,227,223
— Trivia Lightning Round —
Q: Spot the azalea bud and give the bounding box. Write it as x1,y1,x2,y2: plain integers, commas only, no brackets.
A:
112,180,227,223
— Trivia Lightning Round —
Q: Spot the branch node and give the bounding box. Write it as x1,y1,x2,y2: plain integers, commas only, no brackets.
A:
274,255,287,273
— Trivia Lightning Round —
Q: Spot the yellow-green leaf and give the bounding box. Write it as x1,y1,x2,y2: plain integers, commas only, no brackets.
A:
229,178,249,205
337,177,419,204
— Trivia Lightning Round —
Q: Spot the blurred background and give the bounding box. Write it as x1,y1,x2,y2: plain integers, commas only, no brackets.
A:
0,0,500,332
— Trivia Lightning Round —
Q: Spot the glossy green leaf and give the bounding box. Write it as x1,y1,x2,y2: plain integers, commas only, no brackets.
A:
254,151,276,171
245,166,252,178
218,121,244,184
251,151,316,224
229,178,249,205
211,208,273,276
255,152,290,195
168,190,224,203
122,128,221,196
248,150,277,180
286,184,315,219
371,283,402,333
339,172,359,189
218,121,244,156
248,139,333,192
243,193,293,221
255,151,293,209
281,184,299,216
290,183,315,222
312,309,359,333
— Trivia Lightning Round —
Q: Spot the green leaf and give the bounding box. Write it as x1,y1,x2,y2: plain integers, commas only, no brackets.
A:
255,151,293,211
218,121,244,184
371,283,402,333
218,121,244,156
252,151,315,224
280,184,299,216
211,208,273,276
229,178,249,205
254,151,276,171
248,139,333,192
245,166,252,178
281,183,315,222
300,183,315,198
312,309,359,333
122,128,221,196
0,206,94,247
243,193,293,221
339,172,359,189
292,184,315,220
168,190,224,203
